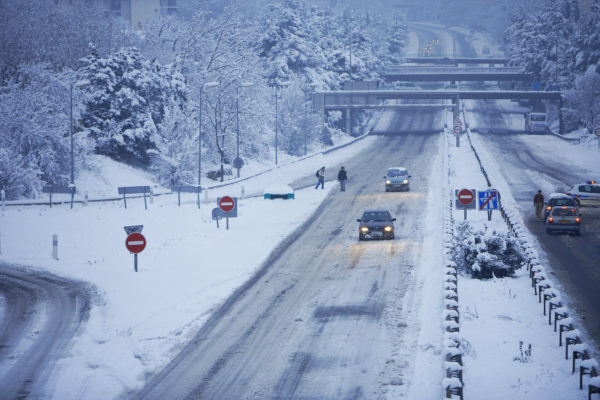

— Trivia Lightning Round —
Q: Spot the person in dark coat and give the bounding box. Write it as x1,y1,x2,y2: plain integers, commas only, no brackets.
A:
337,166,348,191
533,190,544,221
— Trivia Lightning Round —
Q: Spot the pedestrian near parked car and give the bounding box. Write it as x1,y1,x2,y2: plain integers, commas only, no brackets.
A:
315,167,325,189
337,167,348,191
534,190,544,221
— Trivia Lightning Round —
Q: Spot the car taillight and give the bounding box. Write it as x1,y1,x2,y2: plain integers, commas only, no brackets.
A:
575,217,581,223
545,206,551,211
548,217,554,223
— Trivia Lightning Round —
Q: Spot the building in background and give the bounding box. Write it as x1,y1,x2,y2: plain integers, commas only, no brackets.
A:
54,0,178,29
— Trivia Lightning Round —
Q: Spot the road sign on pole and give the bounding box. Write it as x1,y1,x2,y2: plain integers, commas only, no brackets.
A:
478,189,499,221
478,189,499,210
219,196,235,212
125,232,146,272
455,188,476,220
126,232,146,254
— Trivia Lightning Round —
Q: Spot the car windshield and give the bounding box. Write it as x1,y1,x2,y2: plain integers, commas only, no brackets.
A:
530,114,546,121
551,208,577,216
387,169,407,177
550,199,573,206
362,211,391,221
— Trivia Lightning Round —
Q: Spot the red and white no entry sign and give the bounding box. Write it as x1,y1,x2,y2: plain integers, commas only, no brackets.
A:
453,125,463,134
219,196,235,212
457,188,475,205
126,232,146,254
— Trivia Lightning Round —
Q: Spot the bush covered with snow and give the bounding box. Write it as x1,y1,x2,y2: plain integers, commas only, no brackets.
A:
453,222,525,279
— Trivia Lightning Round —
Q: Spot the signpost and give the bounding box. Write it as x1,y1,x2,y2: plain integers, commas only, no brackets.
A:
124,225,145,272
217,196,238,229
172,185,202,208
478,189,499,221
118,186,151,210
456,188,476,220
595,120,600,136
453,116,463,147
43,184,76,209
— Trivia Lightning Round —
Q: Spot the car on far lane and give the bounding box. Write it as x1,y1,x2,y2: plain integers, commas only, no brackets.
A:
384,167,411,192
357,210,396,241
543,193,578,221
545,206,581,235
566,181,600,206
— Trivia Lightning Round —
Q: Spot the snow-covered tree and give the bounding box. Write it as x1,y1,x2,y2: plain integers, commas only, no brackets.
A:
566,66,600,134
77,46,187,166
0,64,76,198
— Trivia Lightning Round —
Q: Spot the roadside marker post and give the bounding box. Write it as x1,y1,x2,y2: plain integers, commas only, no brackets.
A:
53,234,58,260
456,188,476,220
1,189,5,212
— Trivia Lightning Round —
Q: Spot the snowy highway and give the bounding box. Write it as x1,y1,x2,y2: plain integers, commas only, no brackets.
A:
135,114,443,399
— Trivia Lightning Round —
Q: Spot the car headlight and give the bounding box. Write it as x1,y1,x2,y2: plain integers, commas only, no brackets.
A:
403,180,408,184
386,180,391,184
360,226,369,232
384,226,393,232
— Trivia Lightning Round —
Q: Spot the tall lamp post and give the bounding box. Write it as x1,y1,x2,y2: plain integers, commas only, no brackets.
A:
70,83,74,185
236,82,254,178
198,81,219,193
274,85,279,165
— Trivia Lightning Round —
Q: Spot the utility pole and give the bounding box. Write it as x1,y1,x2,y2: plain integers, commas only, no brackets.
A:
70,84,74,185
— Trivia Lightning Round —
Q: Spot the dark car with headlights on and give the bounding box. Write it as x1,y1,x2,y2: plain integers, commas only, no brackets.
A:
545,206,581,235
357,210,396,240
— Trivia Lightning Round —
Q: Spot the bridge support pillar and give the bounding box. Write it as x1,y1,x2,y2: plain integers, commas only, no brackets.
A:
346,108,351,135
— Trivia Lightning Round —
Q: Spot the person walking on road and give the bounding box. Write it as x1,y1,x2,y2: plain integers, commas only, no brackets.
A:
534,189,544,221
315,167,325,189
337,166,348,192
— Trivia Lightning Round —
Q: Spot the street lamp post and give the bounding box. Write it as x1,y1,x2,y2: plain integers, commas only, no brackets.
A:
275,85,279,165
199,81,219,196
236,82,254,178
70,83,74,185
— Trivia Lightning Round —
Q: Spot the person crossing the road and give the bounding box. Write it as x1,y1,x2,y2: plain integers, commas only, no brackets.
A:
337,166,348,192
315,167,325,189
534,189,544,221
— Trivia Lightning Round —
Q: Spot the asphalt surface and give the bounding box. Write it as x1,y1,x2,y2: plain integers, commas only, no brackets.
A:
133,108,443,399
0,264,92,399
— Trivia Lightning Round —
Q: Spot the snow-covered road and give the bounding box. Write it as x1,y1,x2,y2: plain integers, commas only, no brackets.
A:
135,124,444,399
0,265,91,399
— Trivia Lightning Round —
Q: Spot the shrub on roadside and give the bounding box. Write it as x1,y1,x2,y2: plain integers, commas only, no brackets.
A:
454,222,525,279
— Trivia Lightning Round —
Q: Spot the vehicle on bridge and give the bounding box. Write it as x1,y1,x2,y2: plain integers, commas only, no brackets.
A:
357,210,396,240
545,206,581,235
566,181,600,206
527,112,547,134
384,167,411,192
544,193,578,221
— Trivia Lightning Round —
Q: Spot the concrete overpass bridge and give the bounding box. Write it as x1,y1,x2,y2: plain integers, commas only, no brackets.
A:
311,87,564,134
384,66,532,82
403,57,507,65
